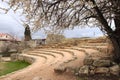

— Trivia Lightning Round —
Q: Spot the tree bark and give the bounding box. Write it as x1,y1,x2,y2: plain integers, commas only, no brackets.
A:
91,0,120,63
110,16,120,63
109,0,120,63
109,33,120,63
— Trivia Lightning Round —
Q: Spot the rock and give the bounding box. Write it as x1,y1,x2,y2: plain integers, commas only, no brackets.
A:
89,66,95,70
74,72,79,76
0,41,19,56
25,56,34,64
10,53,19,61
74,67,80,76
84,57,94,65
0,41,7,53
95,67,109,74
8,49,18,53
100,56,112,60
110,65,120,76
93,60,111,67
18,55,24,61
90,70,95,75
79,66,89,75
54,66,67,73
111,62,117,65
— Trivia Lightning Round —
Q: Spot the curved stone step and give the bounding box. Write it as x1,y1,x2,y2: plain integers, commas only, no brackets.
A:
47,49,75,57
28,54,47,63
53,48,87,74
30,51,64,65
29,49,73,66
34,49,64,57
47,49,76,67
70,47,101,57
84,43,108,46
34,49,75,66
29,53,56,65
56,49,78,63
58,49,75,56
30,51,56,58
69,47,88,55
80,45,108,53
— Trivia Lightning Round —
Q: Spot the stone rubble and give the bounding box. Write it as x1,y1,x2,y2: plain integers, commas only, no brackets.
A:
78,55,120,76
10,53,35,64
54,65,67,73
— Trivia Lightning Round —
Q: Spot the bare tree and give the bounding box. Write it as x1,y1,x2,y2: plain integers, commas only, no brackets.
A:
2,0,120,62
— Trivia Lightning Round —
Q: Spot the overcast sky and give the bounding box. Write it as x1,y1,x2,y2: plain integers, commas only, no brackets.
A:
0,0,104,40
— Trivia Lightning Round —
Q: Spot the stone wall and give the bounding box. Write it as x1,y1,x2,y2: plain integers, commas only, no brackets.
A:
20,40,45,49
46,34,65,44
0,40,46,56
11,54,35,64
78,55,120,76
0,41,18,56
23,41,37,48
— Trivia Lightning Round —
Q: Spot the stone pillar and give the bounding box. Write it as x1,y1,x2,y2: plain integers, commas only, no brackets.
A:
24,24,32,41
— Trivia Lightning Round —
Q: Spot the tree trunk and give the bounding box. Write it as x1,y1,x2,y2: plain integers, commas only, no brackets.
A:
91,0,120,63
109,18,120,63
111,4,120,63
109,35,120,63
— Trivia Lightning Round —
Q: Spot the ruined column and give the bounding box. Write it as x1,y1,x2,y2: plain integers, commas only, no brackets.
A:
24,24,32,41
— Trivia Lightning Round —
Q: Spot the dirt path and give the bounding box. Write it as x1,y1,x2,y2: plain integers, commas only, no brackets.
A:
0,47,99,80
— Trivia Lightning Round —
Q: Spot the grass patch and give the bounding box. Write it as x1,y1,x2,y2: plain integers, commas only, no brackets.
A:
0,61,30,76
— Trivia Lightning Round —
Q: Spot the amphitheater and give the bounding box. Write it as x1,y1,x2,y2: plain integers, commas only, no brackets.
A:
0,40,109,80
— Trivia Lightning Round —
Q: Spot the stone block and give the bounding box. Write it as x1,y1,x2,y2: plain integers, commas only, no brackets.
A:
93,60,111,67
79,66,89,75
110,65,120,76
25,57,34,64
18,55,24,61
95,67,109,74
84,57,94,65
90,70,95,75
10,54,19,61
54,66,67,73
89,66,95,70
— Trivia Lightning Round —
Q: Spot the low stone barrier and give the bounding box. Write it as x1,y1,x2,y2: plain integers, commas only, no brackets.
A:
11,53,35,64
78,55,120,76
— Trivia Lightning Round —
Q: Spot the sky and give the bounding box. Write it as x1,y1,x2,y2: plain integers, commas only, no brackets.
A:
0,0,104,40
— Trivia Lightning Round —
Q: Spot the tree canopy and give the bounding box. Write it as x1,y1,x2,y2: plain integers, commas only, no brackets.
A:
1,0,120,62
2,0,119,33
